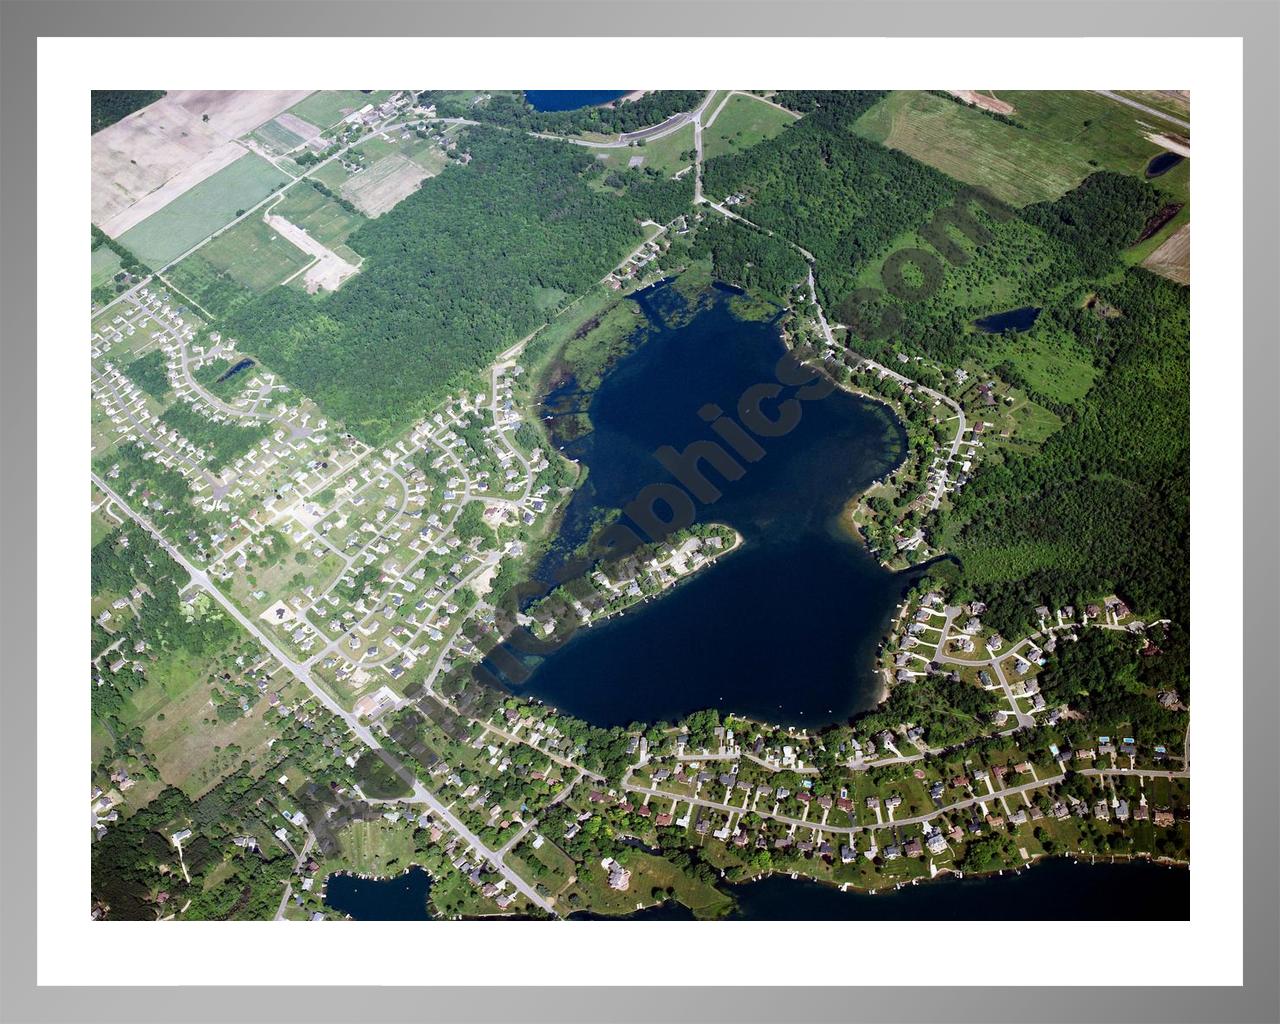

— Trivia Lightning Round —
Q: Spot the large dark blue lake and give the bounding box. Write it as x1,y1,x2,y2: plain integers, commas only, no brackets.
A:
324,860,1185,922
507,281,918,727
525,90,629,111
568,859,1188,920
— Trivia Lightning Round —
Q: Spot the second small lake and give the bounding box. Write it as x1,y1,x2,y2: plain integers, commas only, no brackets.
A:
974,306,1042,334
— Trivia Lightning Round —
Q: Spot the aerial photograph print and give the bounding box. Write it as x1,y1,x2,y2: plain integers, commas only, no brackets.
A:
88,86,1191,924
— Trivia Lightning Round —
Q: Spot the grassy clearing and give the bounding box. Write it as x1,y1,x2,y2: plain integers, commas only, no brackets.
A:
117,153,289,267
285,90,392,131
142,681,278,798
853,90,1182,207
702,93,796,161
91,246,123,288
981,326,1100,405
594,122,696,176
332,819,419,876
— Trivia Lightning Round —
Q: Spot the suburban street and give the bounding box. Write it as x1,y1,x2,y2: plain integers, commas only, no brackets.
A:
89,471,556,914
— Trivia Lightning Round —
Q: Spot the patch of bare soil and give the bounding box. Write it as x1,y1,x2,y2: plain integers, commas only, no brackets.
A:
1142,223,1190,286
948,90,1016,116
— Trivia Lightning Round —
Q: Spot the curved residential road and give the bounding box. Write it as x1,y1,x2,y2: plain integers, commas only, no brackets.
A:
624,772,1067,837
89,472,555,914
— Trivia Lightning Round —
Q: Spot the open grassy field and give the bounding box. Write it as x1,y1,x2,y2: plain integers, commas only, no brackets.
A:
702,93,797,161
165,211,317,320
285,90,392,131
594,121,696,176
566,849,733,918
271,185,366,247
117,153,289,267
141,678,279,798
91,246,123,288
853,91,1184,207
191,213,314,290
980,325,1101,405
331,819,419,876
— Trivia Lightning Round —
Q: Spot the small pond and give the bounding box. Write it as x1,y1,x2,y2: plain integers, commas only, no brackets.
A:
1145,151,1185,178
974,306,1042,334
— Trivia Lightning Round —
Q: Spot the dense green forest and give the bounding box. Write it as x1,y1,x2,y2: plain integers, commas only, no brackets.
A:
690,216,808,300
91,90,165,133
942,269,1189,640
423,89,705,136
701,92,958,309
1021,172,1166,277
222,129,650,445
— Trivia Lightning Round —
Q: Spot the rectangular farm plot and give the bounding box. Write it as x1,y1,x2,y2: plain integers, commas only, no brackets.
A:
117,152,290,268
853,90,1180,208
192,215,315,291
91,246,124,288
251,118,307,155
271,185,366,247
340,152,436,216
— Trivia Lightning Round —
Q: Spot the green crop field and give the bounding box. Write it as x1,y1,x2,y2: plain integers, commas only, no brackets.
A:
197,214,313,290
166,213,312,320
854,91,1185,208
117,153,289,267
702,93,797,161
285,90,392,131
271,185,366,246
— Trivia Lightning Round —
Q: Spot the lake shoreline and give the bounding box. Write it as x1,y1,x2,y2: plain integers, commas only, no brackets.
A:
514,276,915,727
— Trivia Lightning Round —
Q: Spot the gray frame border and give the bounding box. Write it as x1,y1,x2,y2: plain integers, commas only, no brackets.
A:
1,2,1275,1022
